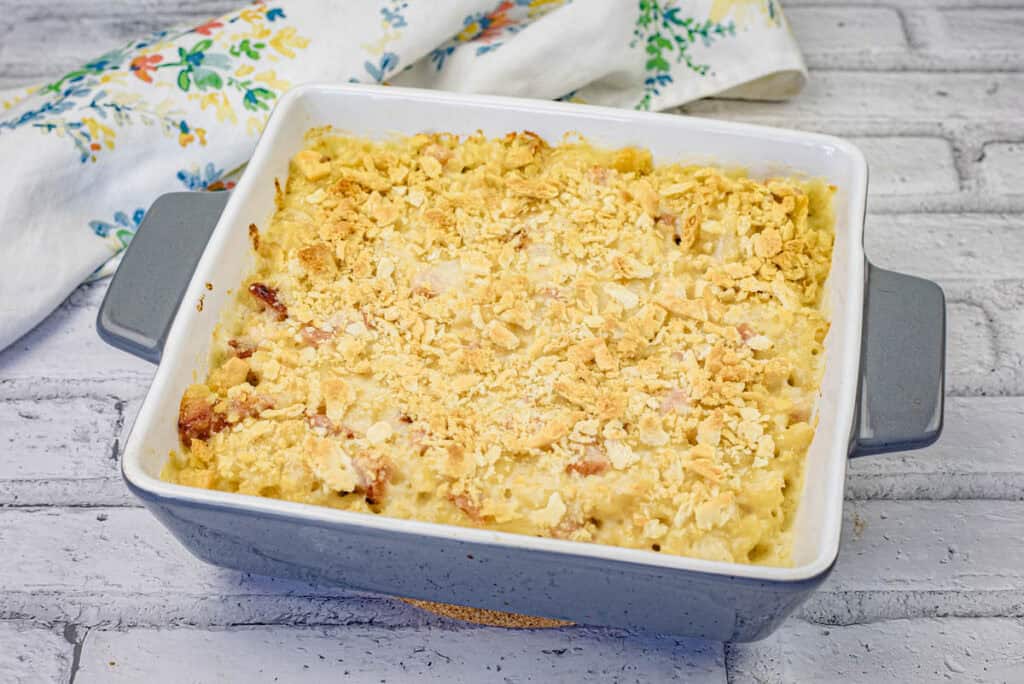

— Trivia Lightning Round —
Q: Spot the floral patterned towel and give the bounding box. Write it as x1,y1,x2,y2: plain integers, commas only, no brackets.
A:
0,0,805,351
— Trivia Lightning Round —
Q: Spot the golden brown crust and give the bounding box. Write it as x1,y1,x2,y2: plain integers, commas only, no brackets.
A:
163,130,835,567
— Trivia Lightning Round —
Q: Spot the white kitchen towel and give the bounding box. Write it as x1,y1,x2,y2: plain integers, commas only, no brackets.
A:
0,0,805,352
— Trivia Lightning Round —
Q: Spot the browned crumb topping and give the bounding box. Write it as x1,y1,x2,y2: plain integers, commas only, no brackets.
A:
164,129,834,566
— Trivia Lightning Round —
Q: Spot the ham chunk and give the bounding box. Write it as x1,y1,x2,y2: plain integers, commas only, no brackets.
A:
177,385,227,444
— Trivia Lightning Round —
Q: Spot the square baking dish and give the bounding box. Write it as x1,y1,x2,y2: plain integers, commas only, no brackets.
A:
98,84,944,641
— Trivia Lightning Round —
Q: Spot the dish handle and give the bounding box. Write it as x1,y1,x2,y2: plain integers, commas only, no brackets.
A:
97,192,229,364
851,263,946,456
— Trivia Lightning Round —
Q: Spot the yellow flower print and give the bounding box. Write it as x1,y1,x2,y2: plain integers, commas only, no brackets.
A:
18,3,306,165
457,21,481,42
526,0,565,17
154,98,177,118
99,72,131,85
198,92,237,124
82,117,116,150
709,0,780,29
269,27,310,58
254,70,291,91
234,3,272,39
246,115,265,137
232,24,272,41
238,7,268,24
361,31,402,57
178,125,208,148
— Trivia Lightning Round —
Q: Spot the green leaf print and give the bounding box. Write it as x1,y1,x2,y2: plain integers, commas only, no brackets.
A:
230,39,267,60
630,0,735,110
193,68,223,91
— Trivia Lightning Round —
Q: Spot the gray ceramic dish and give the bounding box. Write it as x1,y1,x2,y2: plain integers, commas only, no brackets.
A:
98,84,944,641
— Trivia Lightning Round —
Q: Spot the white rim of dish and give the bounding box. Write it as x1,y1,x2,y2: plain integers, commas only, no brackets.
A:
123,83,868,584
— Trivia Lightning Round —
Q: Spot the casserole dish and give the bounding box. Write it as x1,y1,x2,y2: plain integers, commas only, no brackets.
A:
98,84,944,641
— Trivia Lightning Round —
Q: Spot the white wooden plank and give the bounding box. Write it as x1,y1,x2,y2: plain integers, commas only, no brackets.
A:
1,0,232,13
789,7,909,70
0,392,130,506
853,137,959,196
904,8,1024,68
0,621,73,684
0,14,210,83
803,500,1024,624
847,397,1024,500
0,281,153,382
0,478,135,507
948,296,1001,398
978,142,1024,197
0,394,120,479
865,214,1024,282
0,2,236,83
77,624,725,683
728,618,1024,683
790,6,1024,70
1,501,1022,628
943,279,1024,397
923,9,1024,50
683,73,1024,123
3,394,1020,508
0,375,147,504
0,507,428,627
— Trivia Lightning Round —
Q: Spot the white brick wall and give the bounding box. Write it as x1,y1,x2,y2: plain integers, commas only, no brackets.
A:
865,214,1024,281
0,283,153,383
788,5,1024,70
683,73,1024,123
2,0,1023,680
0,622,73,684
728,618,1024,683
853,137,959,197
847,397,1024,500
76,625,726,683
978,142,1024,196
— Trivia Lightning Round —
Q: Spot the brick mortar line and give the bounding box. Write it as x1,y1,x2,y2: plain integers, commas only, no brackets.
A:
3,591,1024,631
892,3,920,50
64,623,86,684
977,138,1024,161
8,614,1023,632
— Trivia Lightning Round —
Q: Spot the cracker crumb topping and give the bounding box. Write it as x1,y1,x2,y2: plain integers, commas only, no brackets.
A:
164,129,835,567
